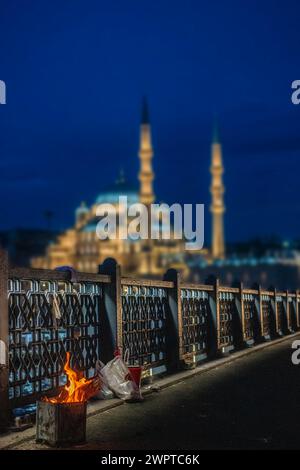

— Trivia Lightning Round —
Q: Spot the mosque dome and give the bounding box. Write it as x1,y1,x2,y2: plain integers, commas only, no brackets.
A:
95,170,139,205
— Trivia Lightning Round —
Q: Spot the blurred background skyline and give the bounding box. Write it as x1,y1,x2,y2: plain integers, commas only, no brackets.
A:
0,0,299,244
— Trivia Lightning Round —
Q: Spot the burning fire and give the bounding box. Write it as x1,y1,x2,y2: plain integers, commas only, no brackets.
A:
43,352,100,404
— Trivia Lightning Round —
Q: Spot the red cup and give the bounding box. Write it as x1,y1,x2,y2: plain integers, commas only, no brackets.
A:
128,366,143,388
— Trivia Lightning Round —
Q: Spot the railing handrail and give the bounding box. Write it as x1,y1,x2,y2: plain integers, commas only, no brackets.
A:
121,277,174,289
180,283,214,292
8,264,300,297
9,266,111,284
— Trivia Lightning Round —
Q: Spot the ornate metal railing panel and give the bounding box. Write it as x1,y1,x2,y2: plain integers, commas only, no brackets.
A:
276,295,285,332
243,293,257,341
276,296,286,333
297,297,300,329
181,289,209,356
8,278,102,405
122,284,167,368
261,294,273,337
218,292,236,347
289,296,298,331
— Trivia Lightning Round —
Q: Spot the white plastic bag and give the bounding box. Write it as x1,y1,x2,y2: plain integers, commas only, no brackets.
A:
94,360,114,400
100,355,140,401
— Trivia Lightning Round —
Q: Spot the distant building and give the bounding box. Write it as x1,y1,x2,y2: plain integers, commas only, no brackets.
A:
31,100,191,277
188,245,300,290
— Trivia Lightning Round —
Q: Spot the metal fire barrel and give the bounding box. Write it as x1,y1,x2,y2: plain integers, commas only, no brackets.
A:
36,401,87,446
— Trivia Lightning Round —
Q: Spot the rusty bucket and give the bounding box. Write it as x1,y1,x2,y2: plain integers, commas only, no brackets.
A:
36,400,87,447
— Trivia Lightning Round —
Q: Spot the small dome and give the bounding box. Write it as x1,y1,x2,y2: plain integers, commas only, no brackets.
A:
76,201,89,216
95,170,139,205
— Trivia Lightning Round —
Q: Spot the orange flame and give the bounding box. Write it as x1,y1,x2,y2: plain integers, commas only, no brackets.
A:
43,352,100,404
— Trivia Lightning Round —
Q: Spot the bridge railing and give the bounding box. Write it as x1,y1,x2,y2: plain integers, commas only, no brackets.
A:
0,250,299,427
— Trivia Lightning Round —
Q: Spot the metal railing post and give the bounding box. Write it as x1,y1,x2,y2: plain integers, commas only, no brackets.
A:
163,268,183,372
296,290,300,330
98,258,122,363
0,249,10,429
215,278,221,353
204,276,219,357
239,282,246,343
272,287,281,337
273,287,279,335
286,290,291,333
257,284,265,341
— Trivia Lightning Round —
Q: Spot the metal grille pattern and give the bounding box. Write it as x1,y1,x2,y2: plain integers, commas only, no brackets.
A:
8,278,102,404
243,293,257,341
276,296,286,333
218,292,235,347
297,298,300,329
289,297,298,331
181,289,209,355
122,284,167,367
262,295,273,337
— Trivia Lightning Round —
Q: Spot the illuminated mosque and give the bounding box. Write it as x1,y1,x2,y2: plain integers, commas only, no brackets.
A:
31,100,225,277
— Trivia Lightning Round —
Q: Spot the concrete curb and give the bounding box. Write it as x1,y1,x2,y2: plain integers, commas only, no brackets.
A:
1,332,299,450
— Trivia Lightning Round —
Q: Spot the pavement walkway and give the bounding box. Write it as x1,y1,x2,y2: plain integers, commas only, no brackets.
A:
2,334,300,450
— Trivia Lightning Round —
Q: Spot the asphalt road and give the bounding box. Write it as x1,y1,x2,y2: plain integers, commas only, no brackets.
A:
14,337,300,450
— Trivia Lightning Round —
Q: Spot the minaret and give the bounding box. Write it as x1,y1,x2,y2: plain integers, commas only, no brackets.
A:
138,98,155,274
75,201,88,229
210,120,225,259
138,97,155,205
